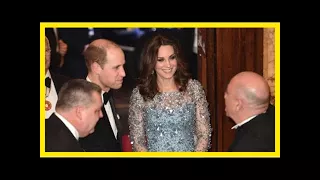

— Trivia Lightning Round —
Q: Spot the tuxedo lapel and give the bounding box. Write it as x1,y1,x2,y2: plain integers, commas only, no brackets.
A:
109,96,122,135
100,105,115,137
50,72,61,92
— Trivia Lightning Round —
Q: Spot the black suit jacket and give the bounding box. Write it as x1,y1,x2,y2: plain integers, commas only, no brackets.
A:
51,71,71,93
45,113,83,152
78,90,123,152
228,104,275,152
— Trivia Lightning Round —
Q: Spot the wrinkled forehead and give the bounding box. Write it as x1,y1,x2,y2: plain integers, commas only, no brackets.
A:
107,47,125,60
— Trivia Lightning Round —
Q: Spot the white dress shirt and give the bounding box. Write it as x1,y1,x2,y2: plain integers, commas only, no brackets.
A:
45,71,58,119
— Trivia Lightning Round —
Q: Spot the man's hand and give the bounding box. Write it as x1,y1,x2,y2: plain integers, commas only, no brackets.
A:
58,40,68,57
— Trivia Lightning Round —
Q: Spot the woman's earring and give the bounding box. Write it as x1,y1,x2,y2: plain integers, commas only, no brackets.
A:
151,70,154,75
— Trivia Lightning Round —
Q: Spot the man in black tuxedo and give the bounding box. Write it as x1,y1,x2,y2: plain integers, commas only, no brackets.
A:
45,36,71,119
79,39,126,152
45,79,103,152
224,71,275,152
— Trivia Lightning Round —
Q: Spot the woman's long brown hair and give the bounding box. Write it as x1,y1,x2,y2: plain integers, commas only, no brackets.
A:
137,32,191,101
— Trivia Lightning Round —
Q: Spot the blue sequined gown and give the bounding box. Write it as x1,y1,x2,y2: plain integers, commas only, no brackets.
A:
128,79,211,152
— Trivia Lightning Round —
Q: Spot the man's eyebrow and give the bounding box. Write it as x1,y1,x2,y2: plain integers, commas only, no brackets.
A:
112,64,122,68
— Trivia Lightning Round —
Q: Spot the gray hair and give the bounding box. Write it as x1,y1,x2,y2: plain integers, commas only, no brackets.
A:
56,79,102,111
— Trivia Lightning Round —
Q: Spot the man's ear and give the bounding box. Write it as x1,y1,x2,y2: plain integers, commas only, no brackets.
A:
91,62,102,75
75,106,84,121
235,98,242,112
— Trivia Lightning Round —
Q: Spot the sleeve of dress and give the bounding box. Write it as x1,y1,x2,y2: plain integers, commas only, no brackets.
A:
128,87,148,152
192,80,212,152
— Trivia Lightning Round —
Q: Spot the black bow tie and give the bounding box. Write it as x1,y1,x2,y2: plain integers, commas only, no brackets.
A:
45,77,51,88
103,90,112,105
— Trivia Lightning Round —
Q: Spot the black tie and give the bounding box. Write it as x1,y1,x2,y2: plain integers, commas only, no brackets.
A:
45,77,51,88
103,90,112,105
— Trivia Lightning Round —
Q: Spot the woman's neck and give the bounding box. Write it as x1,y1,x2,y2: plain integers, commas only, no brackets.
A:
157,78,177,92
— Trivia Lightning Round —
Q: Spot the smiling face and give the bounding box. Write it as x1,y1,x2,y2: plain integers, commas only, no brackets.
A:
154,45,177,81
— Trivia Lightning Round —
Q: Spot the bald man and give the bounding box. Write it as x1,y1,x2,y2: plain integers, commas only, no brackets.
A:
79,39,126,152
45,36,71,119
224,71,275,152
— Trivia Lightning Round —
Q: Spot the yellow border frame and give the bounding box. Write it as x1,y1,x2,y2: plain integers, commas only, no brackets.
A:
40,22,280,158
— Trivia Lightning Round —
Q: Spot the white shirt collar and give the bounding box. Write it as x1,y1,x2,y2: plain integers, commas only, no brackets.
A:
54,112,79,140
231,115,258,129
86,76,91,82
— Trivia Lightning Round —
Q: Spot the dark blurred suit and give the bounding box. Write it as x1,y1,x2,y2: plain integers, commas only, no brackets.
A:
51,72,70,93
58,28,101,79
228,104,275,152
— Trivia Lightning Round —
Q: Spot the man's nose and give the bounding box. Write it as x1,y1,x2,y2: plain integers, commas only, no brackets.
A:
120,66,126,77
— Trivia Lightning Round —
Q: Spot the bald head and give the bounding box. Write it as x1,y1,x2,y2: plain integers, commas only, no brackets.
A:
84,39,123,69
229,71,270,107
90,39,120,49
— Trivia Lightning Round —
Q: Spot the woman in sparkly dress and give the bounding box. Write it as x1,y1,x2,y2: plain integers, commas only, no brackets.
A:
128,33,212,152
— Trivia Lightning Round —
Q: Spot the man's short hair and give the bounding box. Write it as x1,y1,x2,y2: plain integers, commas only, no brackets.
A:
56,79,102,111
